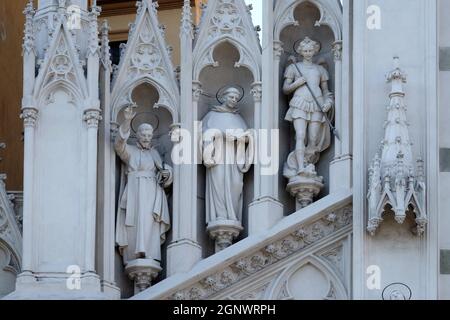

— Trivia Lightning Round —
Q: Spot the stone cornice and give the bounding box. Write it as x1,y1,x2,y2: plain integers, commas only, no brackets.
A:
132,190,353,300
169,205,352,300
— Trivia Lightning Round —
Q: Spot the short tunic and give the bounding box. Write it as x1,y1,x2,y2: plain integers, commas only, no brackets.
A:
284,62,329,123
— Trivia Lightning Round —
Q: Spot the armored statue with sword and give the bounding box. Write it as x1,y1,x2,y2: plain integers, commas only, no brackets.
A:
283,37,337,209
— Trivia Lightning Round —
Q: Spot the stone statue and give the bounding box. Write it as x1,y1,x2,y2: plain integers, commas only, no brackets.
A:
115,106,173,292
202,86,254,252
283,37,334,209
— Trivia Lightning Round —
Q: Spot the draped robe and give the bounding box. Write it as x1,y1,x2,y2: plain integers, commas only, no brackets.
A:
202,106,254,225
115,127,172,265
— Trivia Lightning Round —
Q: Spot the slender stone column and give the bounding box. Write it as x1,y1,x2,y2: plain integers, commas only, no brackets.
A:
84,109,102,272
167,0,202,276
248,0,283,235
329,40,352,193
83,4,101,274
19,2,37,277
97,20,120,298
19,108,39,275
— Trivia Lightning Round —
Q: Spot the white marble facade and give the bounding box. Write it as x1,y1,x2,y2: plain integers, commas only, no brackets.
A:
1,0,450,300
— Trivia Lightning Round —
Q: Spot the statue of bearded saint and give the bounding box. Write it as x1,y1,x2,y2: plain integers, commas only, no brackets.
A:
202,87,254,251
283,37,334,173
115,106,173,266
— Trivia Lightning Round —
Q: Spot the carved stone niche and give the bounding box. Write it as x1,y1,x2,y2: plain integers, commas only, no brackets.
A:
277,1,339,212
197,41,257,255
117,83,175,162
114,82,175,293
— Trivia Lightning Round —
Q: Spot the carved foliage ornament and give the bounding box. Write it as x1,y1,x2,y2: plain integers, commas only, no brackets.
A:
193,0,261,82
111,0,179,120
170,205,352,300
212,0,242,31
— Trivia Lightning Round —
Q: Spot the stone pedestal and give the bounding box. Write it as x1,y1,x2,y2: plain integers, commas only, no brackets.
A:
285,165,324,210
125,259,162,295
207,220,244,253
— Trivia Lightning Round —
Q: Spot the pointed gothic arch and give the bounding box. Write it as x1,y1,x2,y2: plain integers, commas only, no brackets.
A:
33,24,90,106
110,0,180,124
193,36,260,83
266,255,348,300
274,0,342,42
111,77,179,123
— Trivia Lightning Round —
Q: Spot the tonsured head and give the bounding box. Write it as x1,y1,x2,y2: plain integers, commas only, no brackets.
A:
220,86,243,109
137,123,154,149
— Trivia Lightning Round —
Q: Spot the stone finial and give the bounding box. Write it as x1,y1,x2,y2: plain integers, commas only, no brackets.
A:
367,57,427,236
181,0,194,39
23,0,36,55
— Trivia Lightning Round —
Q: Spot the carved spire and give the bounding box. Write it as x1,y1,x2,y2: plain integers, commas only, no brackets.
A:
181,0,194,39
87,5,101,56
100,20,111,70
367,57,427,236
23,0,36,55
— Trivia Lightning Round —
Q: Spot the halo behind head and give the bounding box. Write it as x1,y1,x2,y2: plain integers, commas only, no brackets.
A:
294,36,322,55
137,123,154,136
131,112,160,135
216,85,245,104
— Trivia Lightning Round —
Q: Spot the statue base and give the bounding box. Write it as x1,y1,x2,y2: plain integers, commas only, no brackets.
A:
286,165,324,210
125,259,162,295
207,220,244,253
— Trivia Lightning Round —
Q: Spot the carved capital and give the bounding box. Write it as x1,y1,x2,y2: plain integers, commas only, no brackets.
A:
170,123,182,144
110,122,120,143
274,41,284,60
251,82,262,103
83,109,102,129
21,108,39,128
207,220,243,253
193,82,202,102
332,41,343,62
125,259,162,294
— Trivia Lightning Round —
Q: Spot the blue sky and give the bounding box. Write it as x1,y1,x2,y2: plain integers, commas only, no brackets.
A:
245,0,263,30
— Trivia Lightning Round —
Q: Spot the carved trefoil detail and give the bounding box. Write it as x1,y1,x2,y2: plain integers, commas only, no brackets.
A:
367,57,427,236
